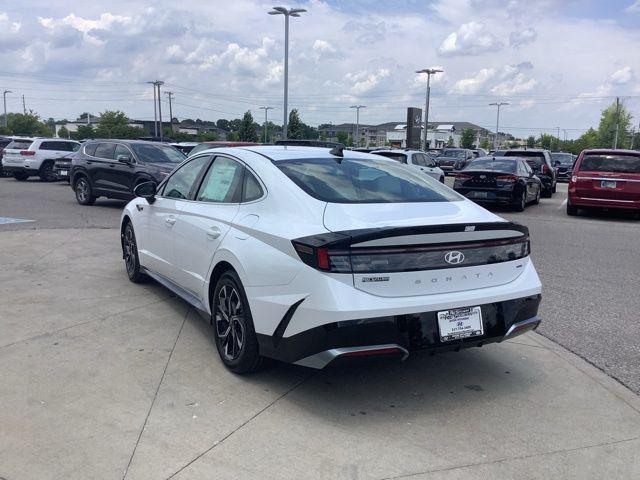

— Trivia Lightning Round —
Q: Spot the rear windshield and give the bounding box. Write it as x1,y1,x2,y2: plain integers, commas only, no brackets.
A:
372,151,407,163
551,153,574,165
580,154,640,174
441,150,465,158
6,140,33,150
131,144,186,164
276,157,461,203
464,159,517,173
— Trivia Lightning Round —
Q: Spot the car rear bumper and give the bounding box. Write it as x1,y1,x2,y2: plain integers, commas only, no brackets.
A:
2,166,38,175
455,188,518,205
569,194,640,211
257,295,542,368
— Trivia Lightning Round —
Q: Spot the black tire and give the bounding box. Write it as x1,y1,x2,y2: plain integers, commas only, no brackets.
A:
567,202,578,216
513,191,526,212
13,171,29,181
552,182,557,194
439,176,445,183
39,161,57,182
74,176,96,205
122,222,149,283
212,271,264,374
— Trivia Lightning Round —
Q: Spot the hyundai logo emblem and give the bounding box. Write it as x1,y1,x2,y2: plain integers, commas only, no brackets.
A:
444,251,465,265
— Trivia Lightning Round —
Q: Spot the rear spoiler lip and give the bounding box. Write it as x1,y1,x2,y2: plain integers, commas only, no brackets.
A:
294,222,528,250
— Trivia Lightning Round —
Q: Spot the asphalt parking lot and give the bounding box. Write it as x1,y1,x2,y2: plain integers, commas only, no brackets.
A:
1,176,639,479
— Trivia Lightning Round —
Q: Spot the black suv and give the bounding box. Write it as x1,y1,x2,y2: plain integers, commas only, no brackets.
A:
70,140,186,205
495,149,557,197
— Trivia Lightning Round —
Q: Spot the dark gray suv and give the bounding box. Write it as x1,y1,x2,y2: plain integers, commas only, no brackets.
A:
69,140,185,205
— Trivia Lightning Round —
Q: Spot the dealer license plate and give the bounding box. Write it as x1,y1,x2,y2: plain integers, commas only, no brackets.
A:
59,170,68,176
437,306,484,342
469,191,488,198
601,180,616,188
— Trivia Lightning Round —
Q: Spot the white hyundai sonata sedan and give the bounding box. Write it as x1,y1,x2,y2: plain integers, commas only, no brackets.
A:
120,146,542,373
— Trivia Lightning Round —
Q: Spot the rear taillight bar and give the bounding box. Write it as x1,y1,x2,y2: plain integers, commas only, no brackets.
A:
20,150,35,156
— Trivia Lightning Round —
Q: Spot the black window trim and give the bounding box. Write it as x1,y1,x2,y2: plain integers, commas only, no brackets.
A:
85,141,136,163
157,154,214,200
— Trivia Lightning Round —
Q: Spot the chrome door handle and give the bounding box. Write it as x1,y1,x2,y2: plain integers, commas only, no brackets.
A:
206,226,221,239
165,216,176,226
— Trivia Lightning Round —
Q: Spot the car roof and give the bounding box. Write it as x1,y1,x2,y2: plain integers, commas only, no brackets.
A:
84,139,168,146
216,145,384,162
582,149,639,155
474,156,521,161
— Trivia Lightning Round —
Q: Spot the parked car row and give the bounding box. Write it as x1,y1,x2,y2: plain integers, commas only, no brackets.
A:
1,137,80,181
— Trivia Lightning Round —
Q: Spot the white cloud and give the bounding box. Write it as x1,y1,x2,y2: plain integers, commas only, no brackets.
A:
312,39,336,54
438,22,503,57
509,27,537,48
449,68,496,94
610,66,633,84
345,68,391,95
625,1,640,12
491,73,538,95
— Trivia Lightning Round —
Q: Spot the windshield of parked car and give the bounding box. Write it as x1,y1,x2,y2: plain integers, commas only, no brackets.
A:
580,154,640,174
551,153,574,165
440,150,465,158
277,157,461,203
131,144,186,164
464,158,518,173
371,151,407,163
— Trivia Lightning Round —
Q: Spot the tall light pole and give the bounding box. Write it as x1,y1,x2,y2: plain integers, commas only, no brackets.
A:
416,68,443,150
489,102,509,149
147,81,158,137
259,106,274,143
155,81,164,141
165,91,174,134
349,105,366,147
268,6,306,140
2,90,11,128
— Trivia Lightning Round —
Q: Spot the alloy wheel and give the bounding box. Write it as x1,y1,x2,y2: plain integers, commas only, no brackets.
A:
123,225,137,277
215,285,245,361
76,179,89,202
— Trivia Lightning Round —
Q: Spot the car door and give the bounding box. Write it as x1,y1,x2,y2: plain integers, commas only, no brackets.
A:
108,144,136,196
521,161,536,200
138,155,211,279
170,155,246,296
421,153,442,180
409,152,426,173
91,142,117,193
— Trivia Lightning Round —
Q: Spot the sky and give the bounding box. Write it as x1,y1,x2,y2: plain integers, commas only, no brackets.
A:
1,0,640,139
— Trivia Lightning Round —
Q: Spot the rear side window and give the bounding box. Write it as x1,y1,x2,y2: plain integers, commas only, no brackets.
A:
94,143,116,160
6,140,33,150
580,154,640,174
413,154,427,166
196,157,244,203
242,171,264,202
277,157,461,204
84,143,98,156
373,152,407,163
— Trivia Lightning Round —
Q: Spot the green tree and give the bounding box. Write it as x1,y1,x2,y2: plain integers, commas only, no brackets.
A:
526,136,536,147
287,109,305,139
597,101,632,148
95,110,146,139
8,112,51,136
447,136,454,147
238,111,259,142
72,124,95,140
538,134,555,150
460,128,476,149
480,138,490,150
57,125,70,139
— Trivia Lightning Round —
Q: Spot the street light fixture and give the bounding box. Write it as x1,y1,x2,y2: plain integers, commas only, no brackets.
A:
489,102,509,149
268,6,306,140
259,106,274,143
3,90,11,128
350,105,366,147
415,68,443,150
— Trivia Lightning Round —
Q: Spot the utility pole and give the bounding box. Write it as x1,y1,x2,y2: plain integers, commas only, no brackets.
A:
2,90,11,128
489,102,509,149
147,81,158,137
563,129,567,142
259,106,274,143
155,81,164,141
415,68,443,149
165,91,174,133
556,127,560,150
22,94,26,114
350,105,366,147
613,96,620,149
268,7,306,140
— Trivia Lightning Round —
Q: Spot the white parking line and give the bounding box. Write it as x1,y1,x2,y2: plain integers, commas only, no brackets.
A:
559,198,568,209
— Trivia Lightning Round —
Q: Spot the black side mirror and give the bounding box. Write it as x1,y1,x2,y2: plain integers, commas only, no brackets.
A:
117,154,133,164
554,160,561,166
134,181,157,204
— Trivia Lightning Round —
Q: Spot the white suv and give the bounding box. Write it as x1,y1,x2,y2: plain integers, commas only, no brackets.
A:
2,138,80,181
371,149,445,182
